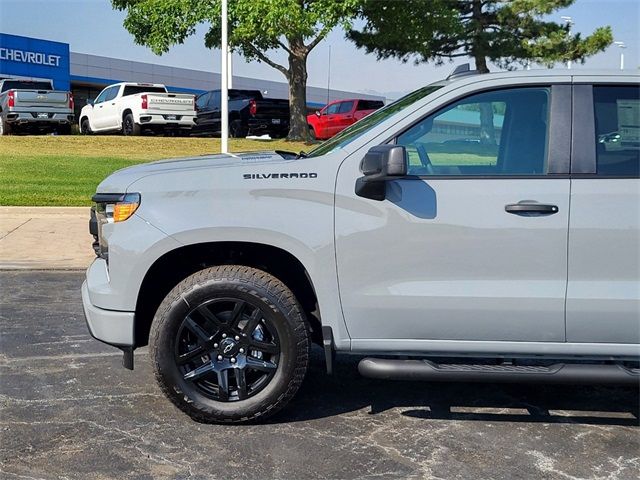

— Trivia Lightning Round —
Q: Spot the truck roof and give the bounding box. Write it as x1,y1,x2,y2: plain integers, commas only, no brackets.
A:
433,67,639,88
109,82,167,88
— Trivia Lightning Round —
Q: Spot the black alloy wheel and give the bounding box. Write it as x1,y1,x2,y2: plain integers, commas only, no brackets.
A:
176,298,280,402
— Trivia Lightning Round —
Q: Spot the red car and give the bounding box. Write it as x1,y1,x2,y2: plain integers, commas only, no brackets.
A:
307,98,384,140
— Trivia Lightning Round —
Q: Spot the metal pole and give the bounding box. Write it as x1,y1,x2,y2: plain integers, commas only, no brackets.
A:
614,41,627,70
228,49,233,88
561,16,573,69
326,45,331,105
220,0,229,153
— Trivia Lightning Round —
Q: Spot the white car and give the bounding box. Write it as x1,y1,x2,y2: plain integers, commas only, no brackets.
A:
79,82,196,136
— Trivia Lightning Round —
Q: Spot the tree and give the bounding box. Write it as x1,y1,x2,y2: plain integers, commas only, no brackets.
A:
112,0,360,141
348,0,612,143
348,0,612,72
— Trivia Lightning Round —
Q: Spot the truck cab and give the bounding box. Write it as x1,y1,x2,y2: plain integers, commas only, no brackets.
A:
83,69,640,423
307,98,384,140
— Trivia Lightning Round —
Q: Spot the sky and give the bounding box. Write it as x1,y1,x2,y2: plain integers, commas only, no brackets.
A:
0,0,638,99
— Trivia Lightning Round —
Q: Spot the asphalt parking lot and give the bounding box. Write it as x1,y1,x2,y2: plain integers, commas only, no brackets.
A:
1,271,638,480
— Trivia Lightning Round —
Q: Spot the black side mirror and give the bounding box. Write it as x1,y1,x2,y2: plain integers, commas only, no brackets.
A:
355,145,408,201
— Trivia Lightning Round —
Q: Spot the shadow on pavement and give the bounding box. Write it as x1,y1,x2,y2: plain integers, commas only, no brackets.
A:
269,349,640,427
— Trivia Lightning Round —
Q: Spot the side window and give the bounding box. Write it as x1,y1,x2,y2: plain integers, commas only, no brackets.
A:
104,86,119,102
338,101,354,113
196,92,211,110
94,88,109,104
208,91,221,109
397,87,550,176
325,103,340,115
357,100,384,111
594,86,639,176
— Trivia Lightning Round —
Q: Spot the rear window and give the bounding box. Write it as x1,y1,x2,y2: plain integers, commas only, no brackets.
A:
1,80,53,92
594,86,639,177
357,100,384,111
122,86,167,97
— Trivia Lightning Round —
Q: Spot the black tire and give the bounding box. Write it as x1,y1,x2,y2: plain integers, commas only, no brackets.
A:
0,118,12,136
122,113,142,136
56,124,71,135
308,125,317,141
229,119,248,138
80,118,92,135
149,265,310,423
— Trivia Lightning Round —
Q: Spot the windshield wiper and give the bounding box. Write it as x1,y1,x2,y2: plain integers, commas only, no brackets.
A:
275,150,308,160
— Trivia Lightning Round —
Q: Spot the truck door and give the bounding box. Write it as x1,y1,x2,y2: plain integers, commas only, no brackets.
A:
566,83,640,344
100,86,121,130
334,84,572,348
321,102,340,138
90,87,112,130
334,100,356,135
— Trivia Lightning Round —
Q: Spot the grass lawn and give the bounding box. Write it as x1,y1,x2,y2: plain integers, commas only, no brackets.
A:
0,136,308,206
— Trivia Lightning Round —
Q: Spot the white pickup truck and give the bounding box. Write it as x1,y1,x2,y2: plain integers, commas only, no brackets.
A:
79,82,196,136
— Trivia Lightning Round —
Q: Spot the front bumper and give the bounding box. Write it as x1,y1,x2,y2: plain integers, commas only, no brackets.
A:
82,278,135,347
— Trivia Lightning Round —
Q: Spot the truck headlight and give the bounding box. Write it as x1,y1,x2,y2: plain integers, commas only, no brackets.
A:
91,193,141,260
93,193,141,223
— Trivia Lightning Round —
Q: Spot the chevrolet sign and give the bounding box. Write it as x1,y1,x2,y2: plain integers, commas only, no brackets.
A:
0,47,61,67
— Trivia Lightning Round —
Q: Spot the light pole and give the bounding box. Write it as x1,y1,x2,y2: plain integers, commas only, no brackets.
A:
326,45,331,105
561,16,574,69
220,0,229,153
614,41,626,70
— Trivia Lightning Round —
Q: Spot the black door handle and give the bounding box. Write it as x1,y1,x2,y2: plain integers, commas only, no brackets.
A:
505,203,559,216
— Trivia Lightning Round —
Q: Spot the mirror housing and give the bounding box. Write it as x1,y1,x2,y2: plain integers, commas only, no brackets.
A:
315,110,321,117
86,99,94,106
355,145,408,201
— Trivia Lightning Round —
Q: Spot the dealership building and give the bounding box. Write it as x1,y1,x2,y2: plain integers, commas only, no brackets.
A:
0,33,384,120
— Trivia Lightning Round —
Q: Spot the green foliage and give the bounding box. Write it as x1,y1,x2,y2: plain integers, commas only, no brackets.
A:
111,0,360,140
348,0,613,70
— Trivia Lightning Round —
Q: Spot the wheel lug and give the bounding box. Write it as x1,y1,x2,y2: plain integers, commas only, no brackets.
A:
230,357,236,363
222,333,227,338
239,348,245,354
213,343,218,348
217,355,223,361
234,335,240,341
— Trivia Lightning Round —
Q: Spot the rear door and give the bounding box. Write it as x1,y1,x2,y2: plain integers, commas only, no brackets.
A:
335,83,572,347
333,100,356,134
566,82,640,344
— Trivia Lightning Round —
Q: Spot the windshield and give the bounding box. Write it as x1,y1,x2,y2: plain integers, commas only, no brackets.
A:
307,85,443,157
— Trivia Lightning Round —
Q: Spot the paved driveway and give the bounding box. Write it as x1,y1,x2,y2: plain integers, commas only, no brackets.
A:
1,271,638,479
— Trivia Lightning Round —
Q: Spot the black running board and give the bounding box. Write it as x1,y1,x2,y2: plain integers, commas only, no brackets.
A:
358,358,640,385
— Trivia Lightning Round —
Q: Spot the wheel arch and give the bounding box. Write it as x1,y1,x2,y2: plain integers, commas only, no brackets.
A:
134,241,321,348
122,108,133,122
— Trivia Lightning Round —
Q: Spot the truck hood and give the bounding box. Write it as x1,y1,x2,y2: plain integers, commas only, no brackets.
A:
96,151,298,193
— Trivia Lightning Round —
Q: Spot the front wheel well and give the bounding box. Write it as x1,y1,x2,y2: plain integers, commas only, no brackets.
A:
134,242,321,348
